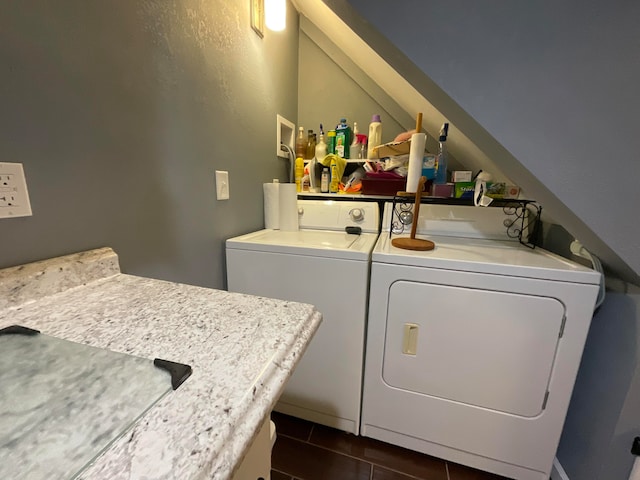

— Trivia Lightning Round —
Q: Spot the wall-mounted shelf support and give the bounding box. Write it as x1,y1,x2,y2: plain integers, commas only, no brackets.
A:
389,192,542,248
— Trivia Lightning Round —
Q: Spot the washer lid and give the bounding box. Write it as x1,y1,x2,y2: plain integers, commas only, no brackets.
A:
226,229,379,260
373,233,601,284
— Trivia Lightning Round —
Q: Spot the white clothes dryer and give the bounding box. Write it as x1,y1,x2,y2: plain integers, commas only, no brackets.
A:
361,202,601,480
226,199,379,435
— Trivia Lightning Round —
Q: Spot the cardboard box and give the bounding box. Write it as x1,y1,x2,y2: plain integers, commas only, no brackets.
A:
486,183,521,199
372,140,411,158
454,182,521,200
432,183,454,198
422,154,436,180
452,170,473,182
454,182,476,199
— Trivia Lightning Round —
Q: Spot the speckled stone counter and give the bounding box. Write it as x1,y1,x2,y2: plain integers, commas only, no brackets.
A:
0,248,322,479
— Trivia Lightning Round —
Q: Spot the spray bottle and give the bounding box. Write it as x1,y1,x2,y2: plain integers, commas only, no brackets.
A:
315,124,327,161
435,123,449,184
349,122,361,159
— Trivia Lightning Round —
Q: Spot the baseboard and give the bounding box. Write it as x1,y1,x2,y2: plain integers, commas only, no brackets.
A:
551,457,570,480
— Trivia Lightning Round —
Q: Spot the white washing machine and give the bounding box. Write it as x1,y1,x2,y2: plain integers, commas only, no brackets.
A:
226,199,379,435
361,202,601,480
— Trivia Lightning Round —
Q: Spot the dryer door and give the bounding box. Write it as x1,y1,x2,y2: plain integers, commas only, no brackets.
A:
383,281,564,417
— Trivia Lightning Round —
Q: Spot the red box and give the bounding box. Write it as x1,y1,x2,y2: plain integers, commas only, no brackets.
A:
361,177,407,196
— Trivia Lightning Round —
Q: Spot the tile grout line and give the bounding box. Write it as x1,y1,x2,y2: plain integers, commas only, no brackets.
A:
275,419,447,480
288,431,428,480
366,463,424,480
275,419,501,480
271,467,294,480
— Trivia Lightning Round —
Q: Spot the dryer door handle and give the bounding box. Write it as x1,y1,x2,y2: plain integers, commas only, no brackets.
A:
402,323,419,356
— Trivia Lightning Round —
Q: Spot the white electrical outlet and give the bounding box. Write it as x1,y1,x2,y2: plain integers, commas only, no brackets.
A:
215,170,230,200
0,162,32,218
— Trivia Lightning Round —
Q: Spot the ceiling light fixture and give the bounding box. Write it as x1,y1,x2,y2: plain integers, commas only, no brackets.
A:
265,0,286,31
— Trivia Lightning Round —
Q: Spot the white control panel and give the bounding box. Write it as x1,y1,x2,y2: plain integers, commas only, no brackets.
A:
297,200,379,233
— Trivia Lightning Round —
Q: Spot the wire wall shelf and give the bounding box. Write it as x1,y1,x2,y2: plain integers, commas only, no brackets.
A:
389,193,543,249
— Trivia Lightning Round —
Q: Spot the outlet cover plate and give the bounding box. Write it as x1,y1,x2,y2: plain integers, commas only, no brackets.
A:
0,162,32,218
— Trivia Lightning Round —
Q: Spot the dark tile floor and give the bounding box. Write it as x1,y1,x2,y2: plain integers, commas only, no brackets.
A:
270,412,511,480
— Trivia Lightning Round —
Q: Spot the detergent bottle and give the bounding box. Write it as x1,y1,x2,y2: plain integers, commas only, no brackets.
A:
367,114,382,159
321,168,329,193
315,124,327,161
335,118,352,159
295,157,304,192
295,127,306,158
329,157,339,193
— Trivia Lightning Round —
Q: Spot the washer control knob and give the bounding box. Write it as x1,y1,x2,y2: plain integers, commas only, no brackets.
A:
298,206,304,215
349,208,364,222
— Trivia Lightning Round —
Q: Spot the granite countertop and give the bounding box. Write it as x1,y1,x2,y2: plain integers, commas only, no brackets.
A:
0,247,322,479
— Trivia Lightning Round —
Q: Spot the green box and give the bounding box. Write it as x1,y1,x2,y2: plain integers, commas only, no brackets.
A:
454,182,520,200
454,182,477,199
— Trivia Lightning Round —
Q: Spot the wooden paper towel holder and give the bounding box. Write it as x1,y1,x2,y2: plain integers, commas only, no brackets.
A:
391,176,435,251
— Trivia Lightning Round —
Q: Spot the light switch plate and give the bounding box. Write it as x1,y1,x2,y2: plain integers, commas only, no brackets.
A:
215,170,229,200
0,162,32,218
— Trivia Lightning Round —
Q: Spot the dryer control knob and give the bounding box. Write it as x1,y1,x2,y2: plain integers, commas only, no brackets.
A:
349,208,364,222
298,206,304,215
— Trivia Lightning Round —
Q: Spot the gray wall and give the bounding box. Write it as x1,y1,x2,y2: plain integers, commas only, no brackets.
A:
558,287,640,479
297,26,409,149
0,0,299,289
337,0,640,478
342,0,640,283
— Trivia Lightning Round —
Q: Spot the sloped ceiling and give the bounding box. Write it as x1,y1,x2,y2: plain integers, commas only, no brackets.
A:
294,0,513,184
292,0,639,285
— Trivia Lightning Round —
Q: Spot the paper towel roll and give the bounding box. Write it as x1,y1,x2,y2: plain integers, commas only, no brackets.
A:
406,132,427,193
278,183,299,231
263,182,280,229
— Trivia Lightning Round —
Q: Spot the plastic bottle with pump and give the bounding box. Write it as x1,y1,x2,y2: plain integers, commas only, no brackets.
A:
295,157,304,192
367,114,382,159
435,123,449,184
295,127,306,159
315,124,327,161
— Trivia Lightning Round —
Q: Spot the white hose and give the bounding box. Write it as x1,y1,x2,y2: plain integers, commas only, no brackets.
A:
280,144,295,183
570,240,605,309
473,172,493,207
